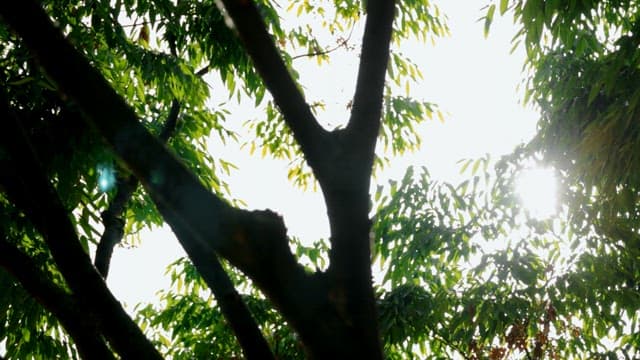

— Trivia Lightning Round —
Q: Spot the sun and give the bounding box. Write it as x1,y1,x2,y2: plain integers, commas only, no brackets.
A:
515,167,558,219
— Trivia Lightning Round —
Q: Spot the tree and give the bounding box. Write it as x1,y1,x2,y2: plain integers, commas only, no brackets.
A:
0,0,443,358
1,0,638,359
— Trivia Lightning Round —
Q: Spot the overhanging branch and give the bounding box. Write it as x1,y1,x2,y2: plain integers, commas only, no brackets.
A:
0,1,227,257
166,213,277,360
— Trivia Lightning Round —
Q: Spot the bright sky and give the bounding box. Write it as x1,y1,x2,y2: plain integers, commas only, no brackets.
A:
107,1,543,308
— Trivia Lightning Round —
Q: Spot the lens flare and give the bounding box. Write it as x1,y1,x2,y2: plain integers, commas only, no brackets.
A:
97,163,116,192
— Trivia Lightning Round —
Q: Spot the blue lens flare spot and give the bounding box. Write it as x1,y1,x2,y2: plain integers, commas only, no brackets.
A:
97,164,116,192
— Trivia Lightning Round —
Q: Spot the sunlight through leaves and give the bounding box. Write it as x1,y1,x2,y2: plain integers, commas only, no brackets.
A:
516,167,557,219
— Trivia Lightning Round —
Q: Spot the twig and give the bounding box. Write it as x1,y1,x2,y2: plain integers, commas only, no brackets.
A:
291,24,356,60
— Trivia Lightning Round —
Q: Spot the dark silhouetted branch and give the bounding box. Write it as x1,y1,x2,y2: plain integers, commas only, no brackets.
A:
93,95,276,357
95,99,180,278
218,0,330,173
165,216,277,360
159,99,181,142
0,236,115,360
0,0,316,303
0,92,164,360
0,1,328,357
94,176,137,278
346,0,396,154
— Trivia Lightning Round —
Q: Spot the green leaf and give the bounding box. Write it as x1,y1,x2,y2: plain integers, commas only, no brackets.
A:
484,4,496,38
499,0,509,15
587,81,601,105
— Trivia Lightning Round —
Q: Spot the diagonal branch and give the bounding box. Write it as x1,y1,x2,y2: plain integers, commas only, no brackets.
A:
218,0,330,171
95,98,181,279
94,22,202,277
0,93,163,360
0,0,316,298
91,109,276,360
0,236,115,360
0,1,333,355
346,0,396,156
0,0,228,257
166,214,277,360
158,99,181,142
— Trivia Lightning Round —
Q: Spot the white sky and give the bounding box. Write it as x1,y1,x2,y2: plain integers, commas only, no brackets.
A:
107,1,541,308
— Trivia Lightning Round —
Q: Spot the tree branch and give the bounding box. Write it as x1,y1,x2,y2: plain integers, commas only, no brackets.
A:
92,119,276,359
0,236,115,360
346,0,396,156
0,0,317,299
94,175,137,278
93,21,201,275
165,214,277,360
218,0,330,172
159,99,181,142
88,76,275,356
0,94,163,360
319,0,396,285
0,1,335,355
0,0,227,258
95,98,181,279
